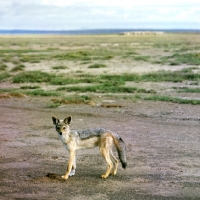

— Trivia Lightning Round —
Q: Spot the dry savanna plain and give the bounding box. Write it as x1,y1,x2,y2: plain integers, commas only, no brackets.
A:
1,33,200,199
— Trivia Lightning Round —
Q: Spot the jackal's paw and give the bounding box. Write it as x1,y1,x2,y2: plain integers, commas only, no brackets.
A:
110,171,117,176
100,174,108,179
69,169,75,176
61,175,68,180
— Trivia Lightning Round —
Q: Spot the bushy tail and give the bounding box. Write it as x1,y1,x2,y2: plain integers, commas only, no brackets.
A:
114,137,127,169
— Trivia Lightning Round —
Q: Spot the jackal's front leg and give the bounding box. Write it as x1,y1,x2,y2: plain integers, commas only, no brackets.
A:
62,150,75,180
69,155,76,176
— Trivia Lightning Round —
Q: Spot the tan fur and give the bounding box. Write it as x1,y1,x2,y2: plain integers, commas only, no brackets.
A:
52,116,127,180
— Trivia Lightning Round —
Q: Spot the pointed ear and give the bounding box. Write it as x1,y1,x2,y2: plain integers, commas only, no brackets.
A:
52,116,59,125
64,116,72,124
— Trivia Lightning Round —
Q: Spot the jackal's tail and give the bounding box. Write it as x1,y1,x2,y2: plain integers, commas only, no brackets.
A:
114,136,127,169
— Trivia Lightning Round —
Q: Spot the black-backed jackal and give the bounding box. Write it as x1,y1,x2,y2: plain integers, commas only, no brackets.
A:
52,116,127,180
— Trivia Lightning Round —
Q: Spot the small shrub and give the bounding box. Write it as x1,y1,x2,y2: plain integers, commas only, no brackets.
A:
134,56,150,62
0,64,8,71
88,63,106,68
52,65,68,70
29,59,41,63
12,60,20,65
50,76,79,85
20,85,40,89
2,56,12,62
26,89,59,96
11,64,25,72
0,72,10,82
126,51,138,55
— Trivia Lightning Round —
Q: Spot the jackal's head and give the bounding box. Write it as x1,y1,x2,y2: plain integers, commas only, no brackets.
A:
52,116,71,136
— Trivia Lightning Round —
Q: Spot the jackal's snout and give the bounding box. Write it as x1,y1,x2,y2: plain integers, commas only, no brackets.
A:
55,125,62,135
58,131,62,135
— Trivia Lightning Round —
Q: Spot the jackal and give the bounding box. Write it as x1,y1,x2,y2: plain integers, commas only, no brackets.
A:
52,116,127,180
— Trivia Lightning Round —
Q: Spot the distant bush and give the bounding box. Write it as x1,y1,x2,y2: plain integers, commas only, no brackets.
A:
88,63,106,68
52,65,68,70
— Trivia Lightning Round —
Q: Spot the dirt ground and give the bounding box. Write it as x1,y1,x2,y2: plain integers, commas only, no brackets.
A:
0,95,200,200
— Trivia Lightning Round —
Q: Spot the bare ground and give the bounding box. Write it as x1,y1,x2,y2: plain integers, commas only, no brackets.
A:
1,96,200,200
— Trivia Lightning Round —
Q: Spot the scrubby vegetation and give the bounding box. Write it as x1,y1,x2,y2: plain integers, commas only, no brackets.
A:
0,33,200,105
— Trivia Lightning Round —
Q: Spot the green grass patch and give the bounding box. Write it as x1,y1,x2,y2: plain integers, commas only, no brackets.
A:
57,83,152,94
11,64,25,72
0,64,8,71
20,85,40,89
25,89,59,96
0,72,10,82
52,65,68,70
144,95,200,105
165,53,200,65
11,69,200,86
12,60,20,65
50,76,80,85
12,71,100,85
0,49,45,54
88,63,106,68
12,71,55,83
173,53,200,65
53,50,114,61
53,51,92,61
133,56,150,62
177,87,200,93
101,70,200,82
125,51,138,55
2,56,12,63
19,54,49,63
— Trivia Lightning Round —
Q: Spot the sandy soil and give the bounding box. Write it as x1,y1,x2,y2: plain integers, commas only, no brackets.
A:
1,96,200,200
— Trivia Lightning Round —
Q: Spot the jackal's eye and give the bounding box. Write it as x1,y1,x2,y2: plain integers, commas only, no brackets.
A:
63,126,66,130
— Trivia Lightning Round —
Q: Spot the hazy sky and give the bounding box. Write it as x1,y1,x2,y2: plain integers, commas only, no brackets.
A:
1,0,200,30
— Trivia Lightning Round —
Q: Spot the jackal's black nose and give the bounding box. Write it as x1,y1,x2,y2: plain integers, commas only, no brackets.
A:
58,132,62,136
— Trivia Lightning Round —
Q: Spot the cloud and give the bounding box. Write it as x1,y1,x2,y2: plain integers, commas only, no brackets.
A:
0,0,200,30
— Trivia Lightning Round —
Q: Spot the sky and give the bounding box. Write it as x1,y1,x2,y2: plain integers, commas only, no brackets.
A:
0,0,200,30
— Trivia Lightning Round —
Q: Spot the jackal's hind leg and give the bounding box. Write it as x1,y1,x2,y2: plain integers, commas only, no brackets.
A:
100,147,113,179
110,149,118,175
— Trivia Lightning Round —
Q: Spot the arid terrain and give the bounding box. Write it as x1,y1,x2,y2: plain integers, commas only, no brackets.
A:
0,33,200,199
1,96,200,199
